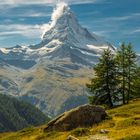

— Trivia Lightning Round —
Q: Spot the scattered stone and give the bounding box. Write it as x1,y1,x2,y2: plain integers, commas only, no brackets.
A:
66,135,79,140
100,129,109,134
88,134,109,140
44,104,107,131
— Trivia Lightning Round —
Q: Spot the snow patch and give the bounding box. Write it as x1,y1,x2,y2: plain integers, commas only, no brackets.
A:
47,39,62,47
87,45,109,50
80,50,101,57
87,45,110,53
0,48,10,54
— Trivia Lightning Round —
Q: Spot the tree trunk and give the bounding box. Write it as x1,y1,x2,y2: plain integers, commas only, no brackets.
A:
127,59,131,104
108,93,113,108
122,47,126,104
122,75,126,104
106,59,113,108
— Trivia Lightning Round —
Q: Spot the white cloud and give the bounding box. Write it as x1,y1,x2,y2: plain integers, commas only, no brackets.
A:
96,14,140,24
0,0,101,6
0,24,42,39
133,29,140,34
15,11,51,17
126,28,140,35
0,0,54,5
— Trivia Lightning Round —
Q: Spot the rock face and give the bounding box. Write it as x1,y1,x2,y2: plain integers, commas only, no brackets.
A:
44,105,107,131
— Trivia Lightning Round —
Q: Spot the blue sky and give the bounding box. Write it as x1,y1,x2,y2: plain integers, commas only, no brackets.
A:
0,0,140,52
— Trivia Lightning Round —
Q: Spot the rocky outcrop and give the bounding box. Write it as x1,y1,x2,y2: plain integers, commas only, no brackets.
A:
44,105,107,131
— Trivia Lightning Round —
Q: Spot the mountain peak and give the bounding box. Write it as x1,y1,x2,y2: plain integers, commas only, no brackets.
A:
42,2,73,39
34,2,116,61
41,2,96,45
51,2,70,20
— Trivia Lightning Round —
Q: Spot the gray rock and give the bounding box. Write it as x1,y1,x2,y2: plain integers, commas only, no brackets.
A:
100,129,109,134
44,105,107,131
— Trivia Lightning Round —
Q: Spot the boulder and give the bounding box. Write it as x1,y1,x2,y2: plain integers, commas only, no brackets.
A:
44,104,107,131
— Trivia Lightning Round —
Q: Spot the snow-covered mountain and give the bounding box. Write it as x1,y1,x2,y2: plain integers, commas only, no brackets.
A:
0,3,116,117
0,3,115,68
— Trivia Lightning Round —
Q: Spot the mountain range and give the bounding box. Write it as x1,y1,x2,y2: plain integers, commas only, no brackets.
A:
0,3,118,117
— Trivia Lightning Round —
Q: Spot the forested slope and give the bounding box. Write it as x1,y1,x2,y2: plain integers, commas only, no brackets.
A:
0,94,49,132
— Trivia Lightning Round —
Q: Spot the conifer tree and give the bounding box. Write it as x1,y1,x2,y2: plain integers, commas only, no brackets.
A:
125,43,137,103
87,49,118,108
115,43,127,104
115,43,137,104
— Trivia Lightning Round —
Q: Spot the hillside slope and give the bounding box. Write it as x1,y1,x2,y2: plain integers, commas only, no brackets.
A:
0,94,49,132
0,99,139,140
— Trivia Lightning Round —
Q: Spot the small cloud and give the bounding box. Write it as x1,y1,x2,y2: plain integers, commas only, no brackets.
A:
0,0,102,6
0,24,42,39
2,19,13,23
133,29,140,33
127,28,140,35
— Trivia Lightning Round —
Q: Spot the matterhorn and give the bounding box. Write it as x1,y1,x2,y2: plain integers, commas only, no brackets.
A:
0,3,115,117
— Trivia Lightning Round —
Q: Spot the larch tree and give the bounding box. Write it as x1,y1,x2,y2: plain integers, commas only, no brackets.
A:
115,43,137,104
115,43,127,104
125,43,137,103
87,48,118,108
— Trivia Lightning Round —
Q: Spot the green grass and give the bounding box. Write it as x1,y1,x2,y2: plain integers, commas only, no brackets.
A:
119,135,140,140
0,98,140,140
115,117,140,129
70,128,90,137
